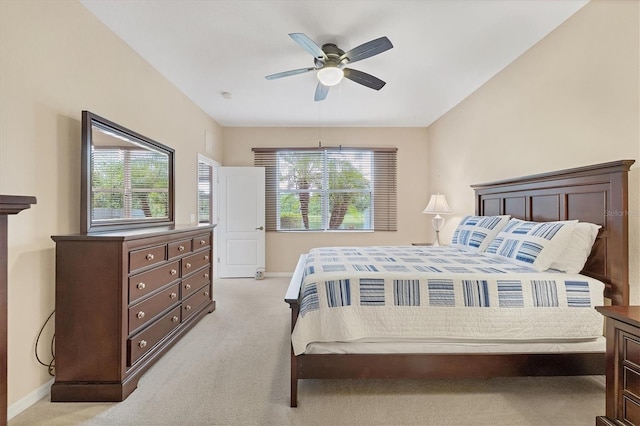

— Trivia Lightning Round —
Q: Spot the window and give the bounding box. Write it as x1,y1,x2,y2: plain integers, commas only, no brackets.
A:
197,154,217,224
254,147,397,231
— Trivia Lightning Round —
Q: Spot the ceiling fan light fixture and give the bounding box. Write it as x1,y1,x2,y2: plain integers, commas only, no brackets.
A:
317,67,344,86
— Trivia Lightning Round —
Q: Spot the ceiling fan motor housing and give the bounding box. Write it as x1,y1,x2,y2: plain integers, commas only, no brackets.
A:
318,43,347,68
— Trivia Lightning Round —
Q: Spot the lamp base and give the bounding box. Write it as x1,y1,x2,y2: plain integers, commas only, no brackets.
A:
431,215,445,246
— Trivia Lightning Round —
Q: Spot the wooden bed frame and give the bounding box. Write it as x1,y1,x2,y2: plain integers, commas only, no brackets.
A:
285,159,635,407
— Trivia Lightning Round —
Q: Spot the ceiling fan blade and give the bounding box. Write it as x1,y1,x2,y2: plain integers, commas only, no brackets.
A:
340,36,393,64
314,82,329,102
343,68,386,90
289,33,328,60
265,67,315,80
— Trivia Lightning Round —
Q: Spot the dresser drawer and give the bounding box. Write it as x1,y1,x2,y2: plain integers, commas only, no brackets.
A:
182,250,210,276
625,334,640,368
129,261,180,304
624,395,640,425
182,266,211,299
193,233,211,250
182,284,211,321
625,367,640,399
168,239,192,260
127,306,181,366
128,283,180,334
129,244,166,272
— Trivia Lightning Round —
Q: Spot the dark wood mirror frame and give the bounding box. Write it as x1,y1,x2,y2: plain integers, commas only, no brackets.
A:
81,111,175,233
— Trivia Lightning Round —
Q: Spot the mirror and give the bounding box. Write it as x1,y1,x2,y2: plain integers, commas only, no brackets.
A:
81,111,175,233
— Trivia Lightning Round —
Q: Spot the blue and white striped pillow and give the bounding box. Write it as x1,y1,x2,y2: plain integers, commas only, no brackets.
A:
485,219,578,271
451,215,510,253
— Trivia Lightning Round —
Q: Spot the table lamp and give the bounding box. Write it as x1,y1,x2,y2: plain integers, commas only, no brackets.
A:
422,193,451,246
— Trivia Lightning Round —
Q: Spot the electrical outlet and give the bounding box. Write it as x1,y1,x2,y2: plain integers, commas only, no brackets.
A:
190,213,196,223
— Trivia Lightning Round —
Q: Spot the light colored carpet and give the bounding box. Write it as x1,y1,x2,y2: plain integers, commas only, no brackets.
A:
11,276,605,425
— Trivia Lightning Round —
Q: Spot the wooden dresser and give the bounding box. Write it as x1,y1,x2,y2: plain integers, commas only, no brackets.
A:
51,224,215,402
596,306,640,425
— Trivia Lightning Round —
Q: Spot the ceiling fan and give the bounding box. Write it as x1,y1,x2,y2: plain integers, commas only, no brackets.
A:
265,33,393,101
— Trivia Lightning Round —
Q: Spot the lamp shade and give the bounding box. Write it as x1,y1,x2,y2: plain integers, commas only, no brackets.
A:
422,193,451,214
317,67,344,86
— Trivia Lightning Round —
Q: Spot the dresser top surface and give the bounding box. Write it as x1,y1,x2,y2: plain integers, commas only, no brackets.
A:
52,223,215,242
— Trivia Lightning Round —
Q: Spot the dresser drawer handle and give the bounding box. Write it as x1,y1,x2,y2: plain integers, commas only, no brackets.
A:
172,315,179,323
170,269,177,276
136,311,145,319
204,291,209,297
137,282,146,290
200,239,206,245
185,263,192,269
178,245,185,252
204,273,209,279
204,255,209,261
185,305,191,311
184,283,191,290
146,254,154,261
139,340,147,349
170,292,177,299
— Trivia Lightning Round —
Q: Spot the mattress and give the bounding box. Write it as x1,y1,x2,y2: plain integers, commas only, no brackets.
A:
304,336,605,354
291,246,605,356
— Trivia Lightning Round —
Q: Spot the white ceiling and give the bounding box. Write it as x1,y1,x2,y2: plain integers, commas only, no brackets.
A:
80,0,589,127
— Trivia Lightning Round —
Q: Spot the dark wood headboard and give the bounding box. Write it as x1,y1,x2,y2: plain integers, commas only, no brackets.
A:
472,160,635,306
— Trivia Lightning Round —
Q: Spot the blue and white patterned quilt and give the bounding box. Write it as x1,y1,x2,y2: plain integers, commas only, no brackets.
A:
291,246,604,355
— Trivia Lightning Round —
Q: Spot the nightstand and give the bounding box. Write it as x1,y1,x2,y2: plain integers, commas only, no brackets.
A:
596,306,640,426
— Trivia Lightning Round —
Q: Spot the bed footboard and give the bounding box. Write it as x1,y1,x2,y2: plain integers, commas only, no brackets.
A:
285,254,306,407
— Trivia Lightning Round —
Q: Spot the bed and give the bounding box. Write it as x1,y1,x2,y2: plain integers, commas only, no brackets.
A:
285,159,634,407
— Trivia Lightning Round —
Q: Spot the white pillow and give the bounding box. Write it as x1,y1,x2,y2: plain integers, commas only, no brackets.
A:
549,222,601,273
451,215,510,252
485,219,578,271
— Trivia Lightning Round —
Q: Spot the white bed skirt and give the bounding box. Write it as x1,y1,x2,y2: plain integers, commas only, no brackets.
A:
303,336,605,355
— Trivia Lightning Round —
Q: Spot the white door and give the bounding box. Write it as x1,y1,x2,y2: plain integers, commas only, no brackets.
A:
217,167,265,278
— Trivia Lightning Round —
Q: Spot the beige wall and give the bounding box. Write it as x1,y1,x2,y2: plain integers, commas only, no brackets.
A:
0,0,222,409
427,0,640,301
222,127,430,272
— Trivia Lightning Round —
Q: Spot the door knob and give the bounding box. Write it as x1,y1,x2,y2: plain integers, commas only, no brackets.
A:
255,226,264,230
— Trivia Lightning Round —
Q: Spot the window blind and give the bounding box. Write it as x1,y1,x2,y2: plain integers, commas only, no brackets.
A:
197,160,212,223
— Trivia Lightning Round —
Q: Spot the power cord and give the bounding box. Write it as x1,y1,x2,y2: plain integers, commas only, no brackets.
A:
35,310,55,376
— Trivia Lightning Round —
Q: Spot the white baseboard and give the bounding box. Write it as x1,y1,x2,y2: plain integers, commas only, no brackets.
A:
8,378,52,421
264,272,293,278
214,272,293,280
